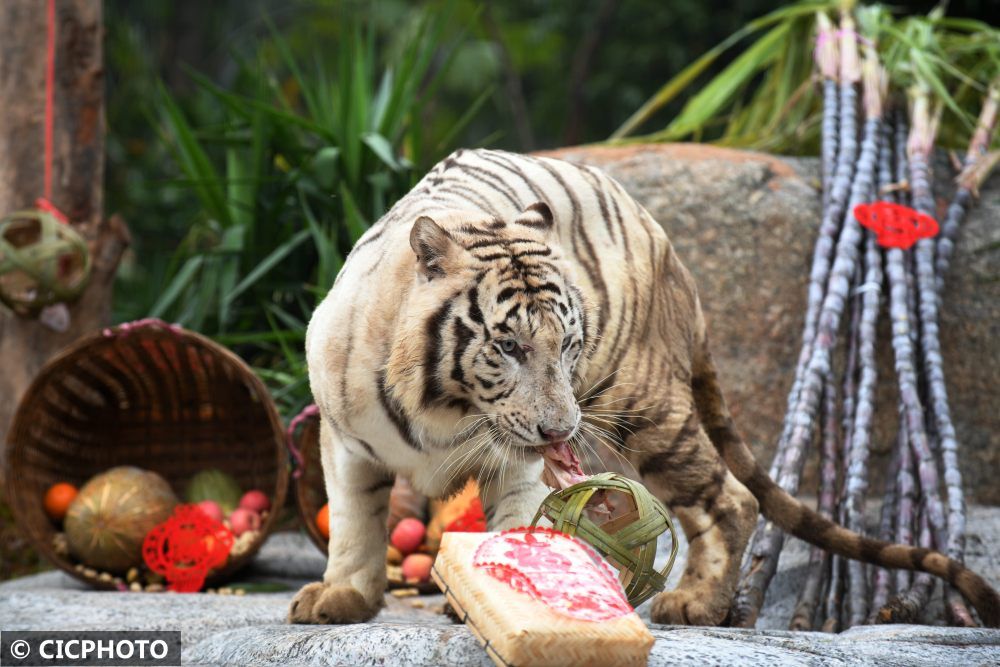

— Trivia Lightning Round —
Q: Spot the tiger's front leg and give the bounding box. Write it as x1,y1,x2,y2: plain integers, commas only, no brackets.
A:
477,457,551,530
288,419,394,624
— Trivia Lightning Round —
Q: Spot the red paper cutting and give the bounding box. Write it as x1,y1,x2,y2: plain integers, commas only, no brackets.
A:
854,201,939,249
143,504,234,592
473,527,633,622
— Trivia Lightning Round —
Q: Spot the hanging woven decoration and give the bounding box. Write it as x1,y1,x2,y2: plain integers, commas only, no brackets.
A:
0,0,91,318
0,207,91,316
531,472,679,607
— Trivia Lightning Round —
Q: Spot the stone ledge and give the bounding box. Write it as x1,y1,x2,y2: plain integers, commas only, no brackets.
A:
2,523,998,666
182,623,1000,667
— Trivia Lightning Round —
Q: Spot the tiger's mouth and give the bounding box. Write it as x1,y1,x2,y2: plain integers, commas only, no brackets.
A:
540,441,588,490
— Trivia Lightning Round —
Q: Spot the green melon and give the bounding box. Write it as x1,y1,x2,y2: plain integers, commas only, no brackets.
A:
64,466,178,573
184,468,242,513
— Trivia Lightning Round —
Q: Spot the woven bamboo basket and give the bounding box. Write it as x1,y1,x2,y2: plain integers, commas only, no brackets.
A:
287,404,327,554
288,404,430,555
5,318,289,590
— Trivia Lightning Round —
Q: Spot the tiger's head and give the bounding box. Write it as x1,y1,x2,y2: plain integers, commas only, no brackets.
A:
387,202,593,454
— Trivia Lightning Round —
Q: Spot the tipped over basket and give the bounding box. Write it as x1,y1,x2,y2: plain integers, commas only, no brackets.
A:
5,318,288,589
288,404,443,593
288,404,328,554
288,405,430,556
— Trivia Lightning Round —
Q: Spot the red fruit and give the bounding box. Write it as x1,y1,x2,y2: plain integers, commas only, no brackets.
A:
239,490,270,513
44,482,78,521
229,508,261,536
316,504,330,539
196,500,224,523
402,553,434,583
390,517,426,554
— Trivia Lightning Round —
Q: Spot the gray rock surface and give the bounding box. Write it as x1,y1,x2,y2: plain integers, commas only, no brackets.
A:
3,513,999,666
544,144,1000,503
185,623,1000,666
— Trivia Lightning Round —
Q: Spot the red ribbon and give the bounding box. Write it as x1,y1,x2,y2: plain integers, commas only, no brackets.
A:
39,0,68,224
854,201,939,249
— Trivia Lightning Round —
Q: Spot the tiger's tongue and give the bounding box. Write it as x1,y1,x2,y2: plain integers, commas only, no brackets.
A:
540,441,588,490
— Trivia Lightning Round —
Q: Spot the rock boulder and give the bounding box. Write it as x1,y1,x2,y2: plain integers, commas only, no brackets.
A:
544,144,1000,503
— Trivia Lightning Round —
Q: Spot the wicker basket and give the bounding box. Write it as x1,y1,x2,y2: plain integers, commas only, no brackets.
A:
288,405,327,554
289,404,444,592
5,318,288,590
288,405,431,555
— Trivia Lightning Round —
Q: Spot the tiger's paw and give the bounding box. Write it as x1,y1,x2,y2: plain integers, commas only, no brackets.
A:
650,589,728,627
287,582,383,624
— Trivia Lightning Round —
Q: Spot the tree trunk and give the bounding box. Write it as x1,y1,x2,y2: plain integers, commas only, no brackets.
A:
0,0,129,469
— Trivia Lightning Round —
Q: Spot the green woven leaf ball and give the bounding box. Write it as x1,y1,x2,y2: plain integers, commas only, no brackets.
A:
531,472,679,607
0,209,91,316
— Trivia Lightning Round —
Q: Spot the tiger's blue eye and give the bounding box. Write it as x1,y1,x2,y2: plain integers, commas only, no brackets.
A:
499,339,518,353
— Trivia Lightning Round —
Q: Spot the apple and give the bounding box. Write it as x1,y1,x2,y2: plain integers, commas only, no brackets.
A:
229,508,261,536
196,500,224,523
402,553,434,583
390,518,426,555
239,490,270,513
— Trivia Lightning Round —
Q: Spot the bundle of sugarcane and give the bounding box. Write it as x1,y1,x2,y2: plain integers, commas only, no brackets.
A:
730,6,1000,631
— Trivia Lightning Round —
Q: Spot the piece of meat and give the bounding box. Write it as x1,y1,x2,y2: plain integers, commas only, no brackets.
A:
541,441,588,490
540,441,613,518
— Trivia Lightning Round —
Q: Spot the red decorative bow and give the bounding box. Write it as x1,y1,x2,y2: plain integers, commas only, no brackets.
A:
853,201,939,249
143,504,234,592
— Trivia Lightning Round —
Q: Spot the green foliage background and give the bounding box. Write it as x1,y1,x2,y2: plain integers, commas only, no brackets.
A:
105,0,996,418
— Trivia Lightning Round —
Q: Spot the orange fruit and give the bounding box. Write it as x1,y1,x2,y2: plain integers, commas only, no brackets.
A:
316,504,330,540
44,482,78,521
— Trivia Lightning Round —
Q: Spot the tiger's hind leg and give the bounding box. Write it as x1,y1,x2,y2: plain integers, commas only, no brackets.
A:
633,413,758,626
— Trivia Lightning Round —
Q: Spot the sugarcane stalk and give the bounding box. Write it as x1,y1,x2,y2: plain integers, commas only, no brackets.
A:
821,279,862,630
822,533,846,633
789,375,839,631
878,503,937,623
895,105,910,199
868,99,961,627
872,107,928,603
842,48,887,627
840,274,862,462
869,117,900,616
906,81,955,565
843,232,881,627
870,429,900,614
921,82,998,627
919,83,1000,629
935,79,999,288
772,11,853,480
893,416,917,593
731,17,873,627
818,12,840,210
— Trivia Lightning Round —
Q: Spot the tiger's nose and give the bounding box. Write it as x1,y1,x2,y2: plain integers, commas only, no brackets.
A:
539,426,573,442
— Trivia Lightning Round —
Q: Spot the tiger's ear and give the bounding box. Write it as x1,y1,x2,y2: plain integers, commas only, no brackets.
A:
514,201,554,233
410,216,460,279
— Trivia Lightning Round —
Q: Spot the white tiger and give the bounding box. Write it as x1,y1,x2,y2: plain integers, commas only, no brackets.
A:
288,148,1000,628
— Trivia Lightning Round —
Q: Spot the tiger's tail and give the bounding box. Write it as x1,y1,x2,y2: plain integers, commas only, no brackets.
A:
690,337,1000,628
